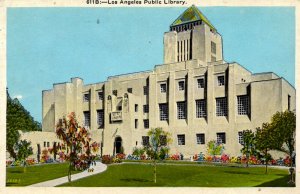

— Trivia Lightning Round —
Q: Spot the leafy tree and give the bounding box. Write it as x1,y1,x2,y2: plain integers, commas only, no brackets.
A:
240,130,256,167
6,89,41,159
14,140,33,173
207,140,224,156
268,111,296,167
255,124,276,174
56,112,99,182
143,128,171,183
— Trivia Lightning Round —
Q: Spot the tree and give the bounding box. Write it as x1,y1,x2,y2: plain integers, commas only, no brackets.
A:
14,140,33,173
240,130,256,167
6,89,41,159
56,112,99,182
268,111,296,167
143,128,171,183
255,124,276,174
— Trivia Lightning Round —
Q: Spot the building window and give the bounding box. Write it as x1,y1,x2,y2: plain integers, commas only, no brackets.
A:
160,83,167,93
217,132,226,144
216,97,227,116
144,86,148,95
83,111,90,127
83,93,90,102
98,92,103,100
238,131,244,145
117,105,122,111
160,135,167,146
196,134,205,144
47,142,50,147
211,56,216,62
178,81,185,91
196,100,206,118
237,95,249,115
177,101,187,119
97,110,104,128
135,104,138,112
135,119,138,129
113,90,117,96
211,41,216,54
288,95,291,111
142,136,149,146
144,119,149,129
44,141,46,147
127,88,132,93
177,134,185,145
143,105,149,113
217,75,225,86
197,78,205,88
159,103,168,121
107,95,111,100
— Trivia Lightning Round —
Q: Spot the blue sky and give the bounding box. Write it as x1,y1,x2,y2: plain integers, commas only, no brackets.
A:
7,7,295,122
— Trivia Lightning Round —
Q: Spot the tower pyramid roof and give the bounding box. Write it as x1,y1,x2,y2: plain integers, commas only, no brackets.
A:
170,5,216,31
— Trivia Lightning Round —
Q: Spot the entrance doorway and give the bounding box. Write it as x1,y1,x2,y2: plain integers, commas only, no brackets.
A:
114,136,122,154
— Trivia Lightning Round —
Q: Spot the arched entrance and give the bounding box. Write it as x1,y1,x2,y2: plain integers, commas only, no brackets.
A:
114,136,122,155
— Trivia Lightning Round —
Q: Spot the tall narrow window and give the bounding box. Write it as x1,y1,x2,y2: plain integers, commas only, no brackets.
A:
159,103,168,121
237,95,249,115
216,97,227,116
143,105,149,113
211,41,216,54
97,110,104,128
238,132,244,145
143,86,148,95
135,119,138,129
196,100,206,118
143,119,149,129
177,101,187,119
177,41,179,62
135,104,138,112
288,95,291,111
83,111,90,127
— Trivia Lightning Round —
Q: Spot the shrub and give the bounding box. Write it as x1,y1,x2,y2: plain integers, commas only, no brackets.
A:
116,153,126,160
101,155,113,164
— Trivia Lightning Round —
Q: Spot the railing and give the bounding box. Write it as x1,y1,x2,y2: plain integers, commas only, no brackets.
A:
111,111,122,121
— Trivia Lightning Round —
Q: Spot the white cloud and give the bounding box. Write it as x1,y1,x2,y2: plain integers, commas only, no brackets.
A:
13,95,23,100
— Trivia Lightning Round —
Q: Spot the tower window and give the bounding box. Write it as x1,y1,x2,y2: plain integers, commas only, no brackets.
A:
127,88,132,93
217,75,225,86
159,103,168,121
177,101,187,119
197,78,205,88
196,100,206,118
216,97,227,116
113,90,118,96
178,81,185,91
98,92,103,100
237,95,249,115
144,86,148,95
160,83,167,93
135,119,138,129
288,95,291,111
83,93,90,102
211,41,216,54
135,104,138,112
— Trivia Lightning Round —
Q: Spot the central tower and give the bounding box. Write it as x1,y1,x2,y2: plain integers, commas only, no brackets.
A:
164,5,223,64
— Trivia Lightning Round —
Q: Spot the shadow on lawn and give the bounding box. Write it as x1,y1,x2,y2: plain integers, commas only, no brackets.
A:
120,178,152,183
255,175,294,187
223,171,250,175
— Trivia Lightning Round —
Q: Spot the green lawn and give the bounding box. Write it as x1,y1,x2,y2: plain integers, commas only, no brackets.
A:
60,163,292,187
6,163,80,186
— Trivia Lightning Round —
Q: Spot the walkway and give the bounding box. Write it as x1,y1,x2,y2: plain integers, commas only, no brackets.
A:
28,162,107,187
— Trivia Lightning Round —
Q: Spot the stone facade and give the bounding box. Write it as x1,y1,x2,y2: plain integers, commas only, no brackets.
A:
21,6,295,160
